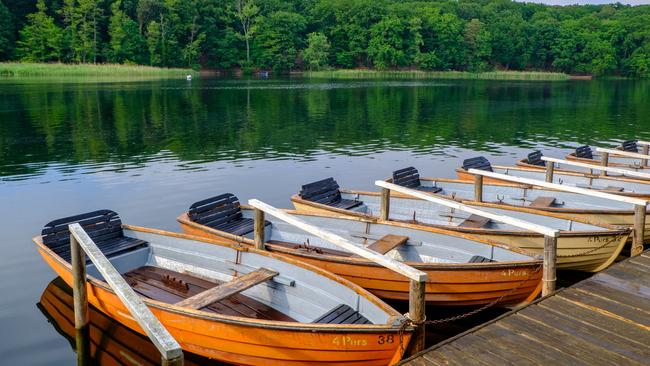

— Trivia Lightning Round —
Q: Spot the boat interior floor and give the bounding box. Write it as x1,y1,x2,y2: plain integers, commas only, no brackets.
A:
124,266,295,321
123,266,372,325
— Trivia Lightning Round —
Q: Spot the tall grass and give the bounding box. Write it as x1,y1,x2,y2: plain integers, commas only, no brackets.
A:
0,62,196,78
305,69,570,81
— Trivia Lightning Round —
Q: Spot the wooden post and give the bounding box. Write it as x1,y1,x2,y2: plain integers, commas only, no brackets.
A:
162,356,184,366
380,188,390,220
408,279,426,356
633,204,647,257
600,152,609,176
71,234,90,366
545,162,555,183
542,235,557,296
473,175,483,202
69,224,183,364
254,208,265,250
642,145,649,167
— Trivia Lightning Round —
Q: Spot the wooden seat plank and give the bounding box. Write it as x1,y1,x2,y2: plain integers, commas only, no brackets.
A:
529,196,556,208
458,214,491,228
365,234,408,254
175,268,278,310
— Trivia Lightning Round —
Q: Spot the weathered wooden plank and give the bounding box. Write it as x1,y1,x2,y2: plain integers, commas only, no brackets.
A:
437,344,491,366
175,268,278,310
419,350,464,366
376,180,560,237
471,324,568,365
542,156,650,180
467,168,648,206
535,296,650,348
529,196,556,208
366,234,408,254
606,259,650,282
500,313,627,366
68,224,183,364
457,214,490,228
596,147,650,160
587,273,650,303
248,199,427,282
447,334,516,365
529,300,650,364
557,289,650,327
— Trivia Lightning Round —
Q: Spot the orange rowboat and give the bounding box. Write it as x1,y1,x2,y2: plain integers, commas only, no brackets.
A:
34,210,412,366
177,194,543,307
38,277,222,366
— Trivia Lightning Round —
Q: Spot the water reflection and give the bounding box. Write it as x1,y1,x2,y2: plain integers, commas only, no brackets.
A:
1,78,649,179
38,277,226,366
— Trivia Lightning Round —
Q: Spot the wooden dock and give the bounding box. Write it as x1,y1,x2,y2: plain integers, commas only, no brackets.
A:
401,250,650,365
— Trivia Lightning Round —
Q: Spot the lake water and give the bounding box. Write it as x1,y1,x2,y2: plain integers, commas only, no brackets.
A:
1,77,648,364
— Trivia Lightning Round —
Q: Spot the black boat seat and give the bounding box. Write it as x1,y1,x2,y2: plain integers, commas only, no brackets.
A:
575,145,593,159
392,167,443,193
41,210,148,263
299,178,363,210
468,255,496,263
462,156,493,171
527,151,546,166
621,140,638,152
189,193,270,236
313,304,371,324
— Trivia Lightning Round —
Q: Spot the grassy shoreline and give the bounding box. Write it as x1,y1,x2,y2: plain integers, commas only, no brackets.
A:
305,69,571,81
0,62,196,78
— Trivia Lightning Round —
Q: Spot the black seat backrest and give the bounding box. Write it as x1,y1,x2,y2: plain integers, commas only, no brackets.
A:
393,167,421,188
299,178,342,205
462,156,493,171
621,140,638,152
189,193,243,228
575,145,593,159
42,210,124,251
527,151,545,166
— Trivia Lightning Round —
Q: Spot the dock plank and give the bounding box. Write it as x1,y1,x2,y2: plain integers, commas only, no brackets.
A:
401,249,650,366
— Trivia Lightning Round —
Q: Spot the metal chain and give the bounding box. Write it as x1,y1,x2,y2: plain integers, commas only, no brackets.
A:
397,262,543,354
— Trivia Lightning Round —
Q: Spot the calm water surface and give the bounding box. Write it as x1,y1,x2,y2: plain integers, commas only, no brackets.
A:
1,77,648,364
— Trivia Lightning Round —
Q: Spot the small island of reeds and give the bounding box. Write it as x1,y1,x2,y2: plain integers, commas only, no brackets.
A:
305,69,571,81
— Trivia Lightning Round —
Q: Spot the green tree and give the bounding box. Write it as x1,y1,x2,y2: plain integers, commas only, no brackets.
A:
16,0,62,61
302,32,330,70
0,0,14,60
367,16,406,69
235,0,259,65
61,0,105,63
254,11,305,71
108,0,147,63
463,19,492,72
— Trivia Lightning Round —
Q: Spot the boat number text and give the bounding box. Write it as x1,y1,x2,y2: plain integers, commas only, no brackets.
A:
378,335,394,344
332,336,368,347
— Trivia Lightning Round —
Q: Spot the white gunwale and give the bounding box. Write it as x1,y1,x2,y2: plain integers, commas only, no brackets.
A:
375,181,560,238
248,199,427,282
467,168,648,206
596,147,650,160
542,156,650,179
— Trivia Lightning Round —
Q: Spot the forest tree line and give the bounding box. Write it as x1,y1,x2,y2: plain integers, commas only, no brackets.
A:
0,0,649,76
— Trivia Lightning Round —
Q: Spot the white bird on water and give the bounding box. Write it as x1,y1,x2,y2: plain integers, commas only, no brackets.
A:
186,74,192,81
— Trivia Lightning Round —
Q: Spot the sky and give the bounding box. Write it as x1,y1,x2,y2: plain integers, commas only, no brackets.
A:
518,0,650,4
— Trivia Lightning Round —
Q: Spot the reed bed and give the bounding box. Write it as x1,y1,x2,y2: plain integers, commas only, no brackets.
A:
0,62,196,78
305,69,570,81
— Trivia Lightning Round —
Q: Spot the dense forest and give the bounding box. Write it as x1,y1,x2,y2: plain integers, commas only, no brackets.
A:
0,0,649,76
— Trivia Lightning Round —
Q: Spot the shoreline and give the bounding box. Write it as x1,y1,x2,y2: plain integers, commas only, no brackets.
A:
303,69,572,81
0,62,196,78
